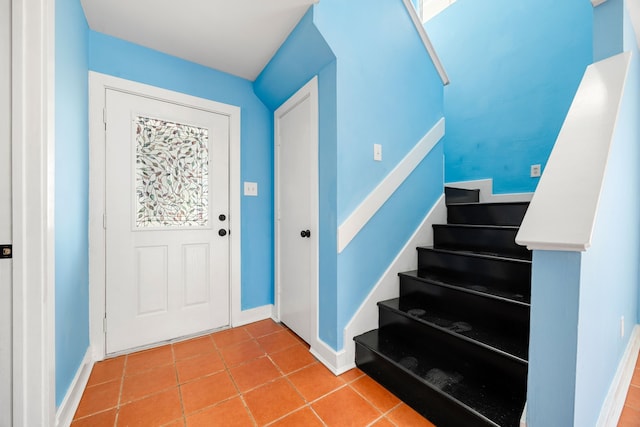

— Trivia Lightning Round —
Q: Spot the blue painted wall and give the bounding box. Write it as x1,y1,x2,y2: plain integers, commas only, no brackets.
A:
593,0,624,61
426,0,592,194
314,0,445,349
55,0,90,407
88,32,274,310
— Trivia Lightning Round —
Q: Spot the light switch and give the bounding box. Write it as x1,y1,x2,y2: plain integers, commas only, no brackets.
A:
244,182,258,196
374,144,382,161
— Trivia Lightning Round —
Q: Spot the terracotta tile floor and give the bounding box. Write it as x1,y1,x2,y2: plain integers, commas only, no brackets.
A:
72,319,436,427
618,352,640,426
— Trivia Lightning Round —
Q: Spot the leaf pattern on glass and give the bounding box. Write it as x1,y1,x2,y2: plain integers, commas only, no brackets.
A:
135,116,209,227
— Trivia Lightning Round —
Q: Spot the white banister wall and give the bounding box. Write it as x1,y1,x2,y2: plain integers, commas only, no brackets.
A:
515,52,631,252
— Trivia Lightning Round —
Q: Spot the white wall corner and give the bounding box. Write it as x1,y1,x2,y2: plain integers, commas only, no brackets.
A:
626,0,640,50
55,348,94,427
445,178,534,203
341,195,447,369
231,304,275,328
596,325,640,427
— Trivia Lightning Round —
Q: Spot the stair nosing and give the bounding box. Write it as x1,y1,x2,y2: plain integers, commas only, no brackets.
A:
446,201,530,207
433,223,521,231
354,330,503,427
377,298,528,365
399,270,531,307
418,246,532,264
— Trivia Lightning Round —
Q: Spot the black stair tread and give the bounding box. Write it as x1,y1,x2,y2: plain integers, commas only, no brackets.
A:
355,328,526,427
446,202,530,226
435,223,520,230
379,298,529,362
417,246,532,264
444,187,480,204
401,270,530,304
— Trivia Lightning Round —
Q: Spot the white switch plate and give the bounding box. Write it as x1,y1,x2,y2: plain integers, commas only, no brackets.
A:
374,144,382,161
530,164,541,178
244,181,258,196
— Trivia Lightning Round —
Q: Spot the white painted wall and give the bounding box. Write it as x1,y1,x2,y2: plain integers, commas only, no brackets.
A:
0,0,12,424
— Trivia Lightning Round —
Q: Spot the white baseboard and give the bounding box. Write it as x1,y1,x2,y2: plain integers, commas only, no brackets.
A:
446,179,533,203
56,348,94,427
310,339,352,375
597,325,640,427
231,304,274,328
338,195,447,372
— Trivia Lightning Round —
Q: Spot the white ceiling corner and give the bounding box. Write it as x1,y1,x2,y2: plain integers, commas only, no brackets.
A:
80,0,318,81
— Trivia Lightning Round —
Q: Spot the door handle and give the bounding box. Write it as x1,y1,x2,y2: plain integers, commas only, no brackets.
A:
300,230,311,238
218,214,227,221
218,229,228,237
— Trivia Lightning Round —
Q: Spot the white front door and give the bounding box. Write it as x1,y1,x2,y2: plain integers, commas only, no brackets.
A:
0,0,12,422
105,89,230,354
275,78,319,345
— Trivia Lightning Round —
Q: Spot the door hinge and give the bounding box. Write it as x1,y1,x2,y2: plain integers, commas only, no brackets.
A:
103,107,107,130
0,244,12,259
103,213,107,229
103,315,107,333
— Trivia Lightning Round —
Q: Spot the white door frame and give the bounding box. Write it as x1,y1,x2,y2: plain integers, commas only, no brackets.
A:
11,0,56,424
88,72,242,360
274,77,319,348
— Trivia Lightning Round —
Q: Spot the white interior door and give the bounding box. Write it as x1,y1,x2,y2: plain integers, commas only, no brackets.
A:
0,0,12,422
275,78,319,345
105,89,230,354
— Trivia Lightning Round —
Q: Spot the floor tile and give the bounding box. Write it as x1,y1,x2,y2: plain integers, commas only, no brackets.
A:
619,404,640,426
180,370,238,415
288,363,345,402
176,351,225,384
339,368,366,383
631,368,640,387
125,345,174,375
350,376,401,412
387,404,436,427
243,319,284,339
185,397,254,427
117,388,182,427
211,327,252,348
369,417,396,427
312,386,380,427
121,364,177,403
71,408,117,427
243,378,305,425
87,356,125,387
268,407,324,427
625,384,640,410
269,343,317,374
74,379,121,419
229,356,282,392
257,330,300,354
219,339,266,367
173,335,216,361
163,420,186,427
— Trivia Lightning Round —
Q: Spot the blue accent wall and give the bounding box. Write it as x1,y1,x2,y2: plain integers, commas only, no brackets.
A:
426,0,593,194
55,0,90,407
593,0,624,61
88,32,274,310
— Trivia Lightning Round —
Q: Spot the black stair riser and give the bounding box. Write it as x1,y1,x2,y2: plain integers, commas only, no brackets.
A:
378,306,527,386
433,224,531,260
447,202,529,226
444,187,480,204
418,248,531,288
399,274,530,328
356,343,499,427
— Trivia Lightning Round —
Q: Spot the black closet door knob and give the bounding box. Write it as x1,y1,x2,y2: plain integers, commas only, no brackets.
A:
219,214,226,221
218,229,227,237
300,230,311,238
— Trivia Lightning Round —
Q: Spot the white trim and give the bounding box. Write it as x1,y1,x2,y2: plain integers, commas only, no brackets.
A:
445,179,534,203
401,0,450,85
274,76,320,353
597,325,640,427
520,403,527,427
309,340,351,375
626,0,640,50
338,118,445,253
12,0,56,424
55,349,93,427
516,53,631,252
592,0,608,7
231,305,275,328
88,72,242,360
341,195,447,371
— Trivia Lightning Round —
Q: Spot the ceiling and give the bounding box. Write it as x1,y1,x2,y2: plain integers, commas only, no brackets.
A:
80,0,318,81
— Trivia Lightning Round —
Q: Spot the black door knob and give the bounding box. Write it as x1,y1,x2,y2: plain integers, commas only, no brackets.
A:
219,214,226,221
218,229,227,237
300,230,311,238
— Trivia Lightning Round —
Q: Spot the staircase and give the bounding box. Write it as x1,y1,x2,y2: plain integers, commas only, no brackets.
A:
353,187,531,427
